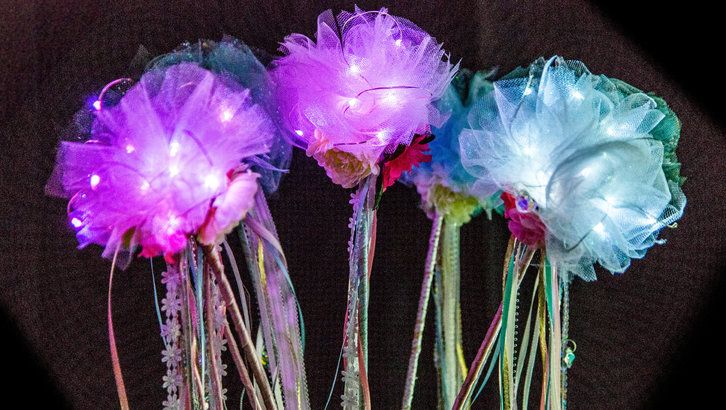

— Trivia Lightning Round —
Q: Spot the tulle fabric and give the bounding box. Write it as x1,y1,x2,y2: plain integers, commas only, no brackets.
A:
460,56,686,280
272,7,458,169
147,38,291,193
48,62,277,260
407,70,500,213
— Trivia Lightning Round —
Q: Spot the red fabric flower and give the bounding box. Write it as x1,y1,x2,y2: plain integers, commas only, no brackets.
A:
501,192,546,247
382,134,432,189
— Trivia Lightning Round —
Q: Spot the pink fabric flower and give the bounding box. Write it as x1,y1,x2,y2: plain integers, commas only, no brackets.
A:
49,63,276,259
198,171,260,245
502,192,546,247
273,7,457,188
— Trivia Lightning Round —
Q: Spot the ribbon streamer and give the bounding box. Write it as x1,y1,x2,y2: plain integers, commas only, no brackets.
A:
241,190,310,409
108,247,130,410
435,218,468,408
401,213,443,409
341,175,377,409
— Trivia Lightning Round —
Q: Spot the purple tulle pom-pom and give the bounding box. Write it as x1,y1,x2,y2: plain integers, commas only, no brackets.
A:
49,63,277,261
273,7,458,188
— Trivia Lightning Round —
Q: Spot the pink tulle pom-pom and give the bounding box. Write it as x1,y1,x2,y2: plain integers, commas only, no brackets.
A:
50,63,277,261
273,7,458,188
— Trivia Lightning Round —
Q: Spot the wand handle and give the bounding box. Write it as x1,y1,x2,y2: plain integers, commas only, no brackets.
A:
401,213,443,409
204,245,277,410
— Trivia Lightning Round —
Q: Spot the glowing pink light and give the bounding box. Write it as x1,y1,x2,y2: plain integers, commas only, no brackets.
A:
348,98,361,109
92,100,102,111
220,109,234,122
168,164,180,177
125,144,135,154
71,217,83,228
204,173,221,190
166,214,181,235
169,141,181,157
90,174,101,189
347,64,362,75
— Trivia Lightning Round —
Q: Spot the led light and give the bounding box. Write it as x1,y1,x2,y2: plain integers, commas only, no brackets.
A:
348,98,361,109
294,129,304,137
593,222,606,235
169,141,181,157
166,214,180,234
140,181,150,192
579,166,592,177
204,173,221,190
522,143,535,157
71,217,83,228
125,144,135,154
220,109,233,122
571,90,584,100
375,130,388,142
523,87,533,96
169,164,180,177
92,100,102,111
90,174,101,189
348,64,362,75
394,39,402,47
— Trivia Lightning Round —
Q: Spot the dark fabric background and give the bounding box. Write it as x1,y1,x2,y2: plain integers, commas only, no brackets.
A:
1,1,724,408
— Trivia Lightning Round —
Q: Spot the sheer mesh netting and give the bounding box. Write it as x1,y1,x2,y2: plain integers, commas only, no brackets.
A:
272,7,458,169
46,62,277,261
460,56,686,281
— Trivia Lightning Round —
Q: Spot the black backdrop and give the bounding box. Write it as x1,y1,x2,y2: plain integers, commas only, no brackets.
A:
1,1,725,408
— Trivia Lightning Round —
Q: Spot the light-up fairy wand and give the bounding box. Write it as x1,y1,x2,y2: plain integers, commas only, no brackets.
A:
454,56,686,409
46,38,306,409
401,69,501,409
272,7,457,408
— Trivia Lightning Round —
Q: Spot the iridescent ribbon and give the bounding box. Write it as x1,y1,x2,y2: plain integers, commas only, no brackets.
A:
241,190,310,409
341,175,376,410
401,212,443,409
435,218,468,408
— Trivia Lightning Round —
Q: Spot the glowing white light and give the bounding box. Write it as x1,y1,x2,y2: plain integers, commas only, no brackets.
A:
395,39,402,47
579,166,592,177
606,126,617,136
92,100,102,111
220,109,234,122
522,143,536,157
348,64,362,75
140,181,150,192
169,141,181,157
571,90,584,100
294,129,304,137
644,215,658,225
166,214,180,234
71,217,83,228
125,144,135,154
90,174,101,189
523,87,533,96
204,173,221,190
593,222,606,235
348,98,361,109
169,164,180,177
375,130,388,142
